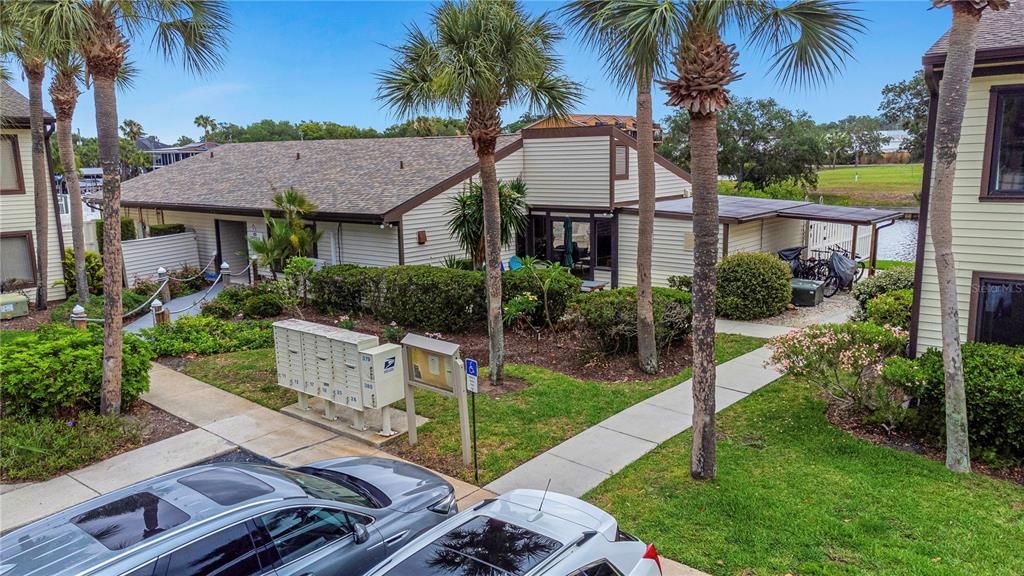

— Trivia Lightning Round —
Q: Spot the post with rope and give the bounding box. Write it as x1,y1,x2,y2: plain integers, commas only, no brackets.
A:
157,267,171,304
152,299,170,326
249,255,259,286
70,305,87,330
220,262,231,287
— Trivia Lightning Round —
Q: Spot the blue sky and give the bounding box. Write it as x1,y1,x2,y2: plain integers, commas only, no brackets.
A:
9,1,951,143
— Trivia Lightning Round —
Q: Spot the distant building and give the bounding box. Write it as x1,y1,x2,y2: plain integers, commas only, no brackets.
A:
136,136,218,170
879,130,910,154
525,114,663,144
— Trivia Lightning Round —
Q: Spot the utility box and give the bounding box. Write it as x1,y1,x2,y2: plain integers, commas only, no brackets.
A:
360,344,404,409
0,293,30,320
790,278,824,307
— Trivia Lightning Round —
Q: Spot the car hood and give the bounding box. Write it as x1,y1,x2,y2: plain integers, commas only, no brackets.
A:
307,457,453,513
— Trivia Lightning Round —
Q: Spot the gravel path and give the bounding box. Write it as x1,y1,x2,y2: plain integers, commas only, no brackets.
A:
758,292,858,328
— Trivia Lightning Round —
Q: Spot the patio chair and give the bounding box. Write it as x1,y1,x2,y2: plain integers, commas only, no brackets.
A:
509,256,524,271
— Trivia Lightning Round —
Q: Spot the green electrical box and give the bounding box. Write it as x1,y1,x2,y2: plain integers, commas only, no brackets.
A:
0,292,30,320
790,278,824,307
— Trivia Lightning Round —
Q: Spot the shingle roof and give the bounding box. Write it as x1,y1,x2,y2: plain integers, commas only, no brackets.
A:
925,0,1024,59
1,82,55,126
120,134,522,219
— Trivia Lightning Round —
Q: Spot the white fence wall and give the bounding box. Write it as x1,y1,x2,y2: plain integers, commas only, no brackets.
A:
122,232,201,284
807,221,872,260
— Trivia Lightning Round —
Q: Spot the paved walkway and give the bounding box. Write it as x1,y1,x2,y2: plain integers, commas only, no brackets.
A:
0,363,492,531
124,282,224,333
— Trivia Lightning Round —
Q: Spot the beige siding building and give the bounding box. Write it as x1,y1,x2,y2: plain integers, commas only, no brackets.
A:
1,82,65,304
910,4,1024,354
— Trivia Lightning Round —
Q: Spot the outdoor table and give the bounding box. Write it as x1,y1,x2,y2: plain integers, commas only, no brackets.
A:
580,280,608,292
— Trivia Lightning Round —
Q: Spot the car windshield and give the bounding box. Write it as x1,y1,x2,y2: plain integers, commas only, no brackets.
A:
384,515,563,576
276,468,377,508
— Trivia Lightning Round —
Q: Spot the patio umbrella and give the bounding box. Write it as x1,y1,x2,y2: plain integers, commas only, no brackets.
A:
562,217,574,268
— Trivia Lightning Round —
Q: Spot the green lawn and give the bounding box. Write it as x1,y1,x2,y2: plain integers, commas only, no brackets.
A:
391,334,766,484
585,376,1024,576
816,164,923,207
874,259,915,271
183,349,295,410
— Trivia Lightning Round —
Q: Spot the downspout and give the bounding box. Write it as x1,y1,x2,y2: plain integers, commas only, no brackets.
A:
869,219,898,277
44,121,66,256
908,65,940,357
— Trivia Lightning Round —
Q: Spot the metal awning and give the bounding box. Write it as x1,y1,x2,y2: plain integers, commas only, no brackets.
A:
775,204,903,226
628,195,903,226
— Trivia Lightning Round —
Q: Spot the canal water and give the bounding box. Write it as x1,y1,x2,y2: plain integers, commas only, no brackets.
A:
875,219,918,262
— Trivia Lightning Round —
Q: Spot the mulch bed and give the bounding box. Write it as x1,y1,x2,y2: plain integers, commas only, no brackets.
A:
0,305,58,332
826,401,1024,486
296,308,693,383
129,401,195,445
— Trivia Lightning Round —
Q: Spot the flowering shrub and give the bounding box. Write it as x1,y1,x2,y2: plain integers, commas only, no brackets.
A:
337,315,356,330
503,292,540,329
767,322,908,413
383,321,404,343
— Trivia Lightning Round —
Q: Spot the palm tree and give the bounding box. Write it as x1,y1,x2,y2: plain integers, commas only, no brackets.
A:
659,0,864,480
447,178,529,268
563,0,682,375
119,118,144,141
3,3,53,309
36,0,230,416
194,114,216,142
378,0,582,386
928,0,1009,473
48,49,89,306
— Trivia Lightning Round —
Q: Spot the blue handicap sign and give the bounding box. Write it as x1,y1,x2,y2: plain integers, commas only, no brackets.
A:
465,359,478,377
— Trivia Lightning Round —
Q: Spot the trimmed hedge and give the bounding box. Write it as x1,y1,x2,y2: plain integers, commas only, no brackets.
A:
141,315,273,356
372,265,485,333
61,248,103,296
243,293,284,318
716,252,792,320
865,288,913,330
882,342,1024,460
148,223,186,237
310,264,377,314
95,217,137,253
577,287,692,355
502,265,581,326
0,325,153,418
851,266,915,311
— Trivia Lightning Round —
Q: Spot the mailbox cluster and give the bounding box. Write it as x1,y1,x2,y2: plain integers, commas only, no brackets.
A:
272,319,405,434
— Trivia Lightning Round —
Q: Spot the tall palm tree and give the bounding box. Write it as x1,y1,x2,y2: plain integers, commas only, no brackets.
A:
563,0,682,375
660,0,864,480
378,0,581,386
928,0,1009,472
194,114,215,141
48,49,89,306
36,0,230,416
119,118,143,141
3,3,53,309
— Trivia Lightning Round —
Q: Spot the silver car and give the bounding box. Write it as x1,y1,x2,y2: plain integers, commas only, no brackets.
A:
362,489,663,576
0,456,457,576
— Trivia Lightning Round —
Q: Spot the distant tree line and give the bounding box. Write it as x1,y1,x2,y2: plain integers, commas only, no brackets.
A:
192,115,470,144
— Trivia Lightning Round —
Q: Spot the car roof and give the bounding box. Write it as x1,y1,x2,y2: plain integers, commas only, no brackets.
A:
0,464,304,576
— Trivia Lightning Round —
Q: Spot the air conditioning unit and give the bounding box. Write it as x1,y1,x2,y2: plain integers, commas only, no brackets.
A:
0,293,29,320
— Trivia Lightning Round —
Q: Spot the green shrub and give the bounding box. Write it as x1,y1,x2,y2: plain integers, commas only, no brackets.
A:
310,264,381,313
666,275,692,292
200,298,236,319
882,343,1024,459
577,287,692,355
202,285,254,319
61,249,103,295
95,217,137,253
0,325,153,418
49,291,151,323
141,315,273,356
851,267,915,311
865,288,913,330
148,223,186,237
372,266,485,333
716,252,792,320
0,413,144,481
167,263,206,297
243,293,284,318
502,264,581,327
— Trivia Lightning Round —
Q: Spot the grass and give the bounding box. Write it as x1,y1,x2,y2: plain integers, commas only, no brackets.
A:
585,376,1024,576
874,259,914,271
183,348,294,410
1,413,144,482
395,333,766,484
815,164,923,207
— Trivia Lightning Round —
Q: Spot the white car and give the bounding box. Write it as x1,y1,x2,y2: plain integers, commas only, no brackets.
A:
361,489,663,576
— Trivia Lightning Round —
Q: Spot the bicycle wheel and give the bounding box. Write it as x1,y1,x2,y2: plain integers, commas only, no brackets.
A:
854,261,867,282
822,275,840,298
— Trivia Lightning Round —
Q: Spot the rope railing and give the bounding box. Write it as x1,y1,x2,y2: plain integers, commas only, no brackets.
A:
77,277,169,323
168,254,218,282
165,272,225,315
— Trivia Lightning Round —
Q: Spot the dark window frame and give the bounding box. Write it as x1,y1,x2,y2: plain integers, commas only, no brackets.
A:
0,230,38,289
613,144,629,180
980,84,1024,201
967,270,1024,344
523,210,617,284
1,134,26,195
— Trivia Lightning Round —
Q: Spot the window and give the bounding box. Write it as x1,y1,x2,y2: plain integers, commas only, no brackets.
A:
1,134,24,194
970,273,1024,346
178,468,275,506
276,468,378,507
384,515,562,576
71,492,190,551
614,144,628,179
983,85,1024,199
165,522,261,576
572,560,623,576
259,507,356,566
594,218,614,268
0,232,36,290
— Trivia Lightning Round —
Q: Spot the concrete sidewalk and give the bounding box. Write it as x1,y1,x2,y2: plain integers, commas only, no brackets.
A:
0,363,492,530
485,346,783,497
124,282,224,333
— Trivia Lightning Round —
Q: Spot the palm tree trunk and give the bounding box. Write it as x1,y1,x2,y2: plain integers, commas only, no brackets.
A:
689,111,719,480
930,1,980,473
52,83,89,306
26,67,50,309
480,150,505,385
636,73,658,374
94,73,125,416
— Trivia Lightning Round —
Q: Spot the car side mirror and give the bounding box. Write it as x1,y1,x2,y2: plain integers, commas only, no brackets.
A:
353,523,371,545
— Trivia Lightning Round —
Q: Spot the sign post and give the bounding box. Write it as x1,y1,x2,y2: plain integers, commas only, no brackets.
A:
465,359,479,484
